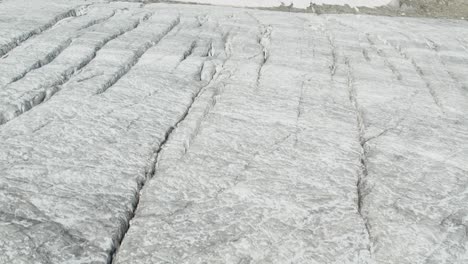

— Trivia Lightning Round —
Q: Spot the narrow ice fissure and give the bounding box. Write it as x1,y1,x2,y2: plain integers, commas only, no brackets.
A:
109,56,224,264
96,17,181,95
109,26,233,264
0,4,89,58
326,33,338,77
371,33,445,112
256,25,271,88
364,33,403,81
51,13,154,96
424,37,468,93
294,80,306,146
345,58,373,256
0,13,159,126
4,9,118,87
247,13,271,89
324,23,373,246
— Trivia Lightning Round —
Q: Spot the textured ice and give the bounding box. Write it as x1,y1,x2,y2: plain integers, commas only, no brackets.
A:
0,1,467,264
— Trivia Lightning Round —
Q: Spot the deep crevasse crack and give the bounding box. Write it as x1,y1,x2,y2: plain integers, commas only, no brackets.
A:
108,30,228,264
345,57,373,256
0,4,90,58
96,15,180,95
0,12,158,126
108,71,222,264
247,12,271,89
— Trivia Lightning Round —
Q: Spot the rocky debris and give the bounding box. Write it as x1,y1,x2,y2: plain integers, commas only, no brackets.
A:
236,0,467,19
144,0,468,19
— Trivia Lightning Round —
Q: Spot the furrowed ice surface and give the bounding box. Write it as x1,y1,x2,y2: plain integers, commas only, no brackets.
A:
327,16,468,263
0,6,152,124
0,0,87,58
0,1,467,264
114,8,372,264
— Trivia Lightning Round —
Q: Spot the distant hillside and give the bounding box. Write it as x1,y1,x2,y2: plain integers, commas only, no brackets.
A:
143,0,468,19
292,0,468,19
399,0,468,18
